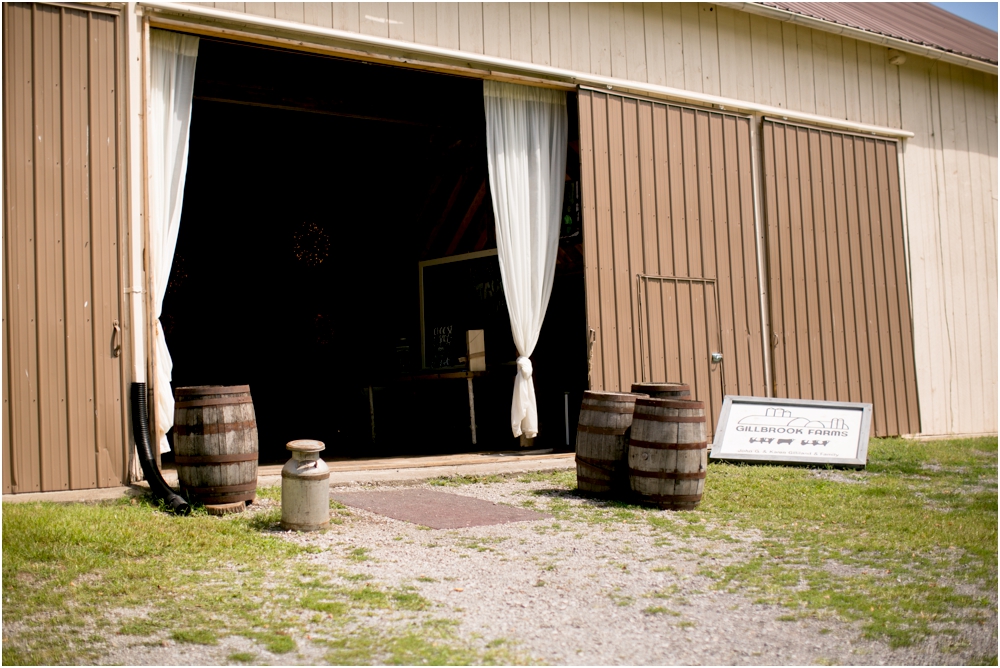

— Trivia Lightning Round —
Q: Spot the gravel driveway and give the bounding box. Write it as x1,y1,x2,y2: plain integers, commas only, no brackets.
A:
97,474,996,665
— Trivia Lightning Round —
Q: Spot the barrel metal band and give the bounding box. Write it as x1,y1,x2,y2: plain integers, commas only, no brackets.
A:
581,403,635,414
175,385,251,397
576,455,615,474
644,493,703,504
633,413,705,423
636,399,704,410
183,481,257,494
173,420,257,436
577,424,628,436
175,395,254,408
577,474,612,488
628,468,707,480
629,439,707,451
582,392,641,402
174,452,258,465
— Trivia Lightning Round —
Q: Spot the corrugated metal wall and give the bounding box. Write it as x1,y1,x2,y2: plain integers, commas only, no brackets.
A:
761,119,919,436
900,58,998,436
578,88,767,433
2,3,127,493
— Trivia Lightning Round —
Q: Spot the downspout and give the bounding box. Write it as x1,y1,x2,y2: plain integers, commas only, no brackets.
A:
131,382,190,514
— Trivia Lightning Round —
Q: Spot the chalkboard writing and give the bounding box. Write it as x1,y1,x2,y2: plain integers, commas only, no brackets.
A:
420,250,516,369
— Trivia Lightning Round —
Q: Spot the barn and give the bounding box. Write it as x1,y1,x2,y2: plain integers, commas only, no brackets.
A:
2,1,996,494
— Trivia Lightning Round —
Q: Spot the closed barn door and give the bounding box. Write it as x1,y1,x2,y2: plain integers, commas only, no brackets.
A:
2,3,127,493
761,119,920,436
577,89,768,436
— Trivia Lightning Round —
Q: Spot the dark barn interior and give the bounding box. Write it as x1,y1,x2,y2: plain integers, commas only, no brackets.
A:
160,39,587,463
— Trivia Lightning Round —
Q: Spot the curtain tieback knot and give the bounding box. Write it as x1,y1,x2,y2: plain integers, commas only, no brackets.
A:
516,356,533,380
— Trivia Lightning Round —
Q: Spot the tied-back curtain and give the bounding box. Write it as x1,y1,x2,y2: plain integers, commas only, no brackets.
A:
483,81,568,439
149,30,199,454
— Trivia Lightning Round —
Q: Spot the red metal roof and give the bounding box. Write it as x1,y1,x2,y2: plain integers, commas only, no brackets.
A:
762,2,998,65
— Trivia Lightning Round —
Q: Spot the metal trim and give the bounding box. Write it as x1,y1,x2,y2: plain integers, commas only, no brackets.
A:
627,469,707,480
174,452,258,465
628,440,708,451
748,115,774,398
174,396,254,408
182,481,258,494
633,414,706,424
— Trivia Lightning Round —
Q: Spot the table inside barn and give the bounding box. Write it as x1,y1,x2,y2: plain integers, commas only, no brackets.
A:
368,370,487,445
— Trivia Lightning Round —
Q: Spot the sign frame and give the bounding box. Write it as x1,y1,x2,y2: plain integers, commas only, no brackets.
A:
710,396,872,468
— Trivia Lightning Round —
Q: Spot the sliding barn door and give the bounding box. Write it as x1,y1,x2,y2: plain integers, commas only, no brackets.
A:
577,88,768,433
761,119,919,436
3,3,128,493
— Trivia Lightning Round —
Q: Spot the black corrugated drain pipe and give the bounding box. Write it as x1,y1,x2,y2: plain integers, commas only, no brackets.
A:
131,382,190,515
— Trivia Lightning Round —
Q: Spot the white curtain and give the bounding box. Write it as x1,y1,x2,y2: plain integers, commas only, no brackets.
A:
149,30,199,454
483,81,568,439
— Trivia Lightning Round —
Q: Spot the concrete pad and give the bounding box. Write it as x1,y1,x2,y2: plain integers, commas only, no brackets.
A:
330,488,550,529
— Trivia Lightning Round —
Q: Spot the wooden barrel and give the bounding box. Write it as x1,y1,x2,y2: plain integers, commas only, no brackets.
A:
173,385,258,507
628,398,707,510
575,391,644,496
631,382,691,399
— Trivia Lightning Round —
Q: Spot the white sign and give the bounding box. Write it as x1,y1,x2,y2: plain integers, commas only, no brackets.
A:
710,396,872,467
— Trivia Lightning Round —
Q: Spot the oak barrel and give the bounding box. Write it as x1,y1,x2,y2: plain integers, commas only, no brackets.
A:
628,398,707,510
575,391,644,495
630,382,691,399
173,385,259,507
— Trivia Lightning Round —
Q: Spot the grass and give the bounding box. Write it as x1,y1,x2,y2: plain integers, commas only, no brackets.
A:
3,436,994,662
0,497,514,665
428,474,506,486
523,436,997,649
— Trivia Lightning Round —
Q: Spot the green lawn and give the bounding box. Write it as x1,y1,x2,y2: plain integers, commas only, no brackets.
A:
527,436,998,651
2,436,996,664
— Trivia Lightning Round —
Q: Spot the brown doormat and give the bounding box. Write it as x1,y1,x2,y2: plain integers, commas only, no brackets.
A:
330,489,550,529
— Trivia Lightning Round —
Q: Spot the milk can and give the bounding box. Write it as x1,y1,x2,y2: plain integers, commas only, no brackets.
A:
280,439,330,531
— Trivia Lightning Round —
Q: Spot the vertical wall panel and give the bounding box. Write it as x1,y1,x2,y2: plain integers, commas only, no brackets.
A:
2,3,126,493
303,3,333,29
482,3,510,59
89,12,125,487
34,5,72,492
3,3,42,492
579,89,766,433
763,120,919,436
62,8,99,490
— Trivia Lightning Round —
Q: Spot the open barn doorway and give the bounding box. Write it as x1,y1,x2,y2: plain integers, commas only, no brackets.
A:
160,38,586,464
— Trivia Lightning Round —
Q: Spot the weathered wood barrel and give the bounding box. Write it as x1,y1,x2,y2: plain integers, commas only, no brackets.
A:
628,398,707,510
173,385,258,508
631,382,691,399
575,391,644,496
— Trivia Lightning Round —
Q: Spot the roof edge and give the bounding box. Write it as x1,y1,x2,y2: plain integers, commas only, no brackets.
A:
717,2,998,75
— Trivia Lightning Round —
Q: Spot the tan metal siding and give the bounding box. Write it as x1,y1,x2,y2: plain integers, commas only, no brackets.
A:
193,3,909,131
900,59,998,436
2,3,126,493
578,88,767,432
4,3,42,493
762,119,920,436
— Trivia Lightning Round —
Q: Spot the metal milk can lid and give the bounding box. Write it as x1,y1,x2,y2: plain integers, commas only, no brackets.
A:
286,439,325,453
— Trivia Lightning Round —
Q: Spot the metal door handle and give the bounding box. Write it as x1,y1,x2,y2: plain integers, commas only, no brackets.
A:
112,320,121,358
711,352,723,364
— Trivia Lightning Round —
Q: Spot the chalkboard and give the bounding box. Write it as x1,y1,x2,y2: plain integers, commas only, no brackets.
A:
419,250,516,369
